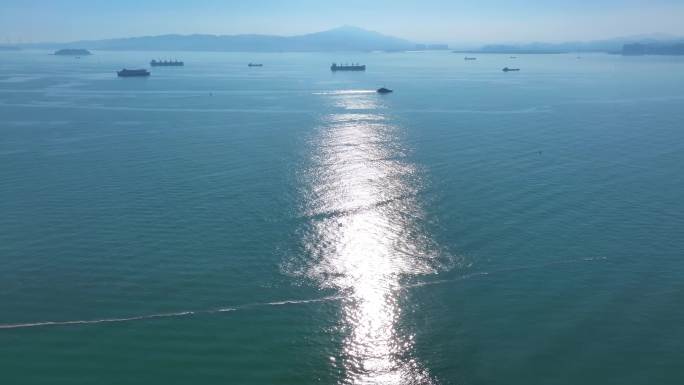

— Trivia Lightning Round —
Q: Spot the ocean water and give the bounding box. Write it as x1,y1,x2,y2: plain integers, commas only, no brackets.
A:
1,50,683,385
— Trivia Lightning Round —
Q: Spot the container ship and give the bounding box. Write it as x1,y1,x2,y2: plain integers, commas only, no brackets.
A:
331,63,366,71
150,60,184,67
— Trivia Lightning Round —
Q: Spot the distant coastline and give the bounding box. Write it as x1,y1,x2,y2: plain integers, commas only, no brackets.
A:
452,49,565,55
453,42,684,56
622,43,684,56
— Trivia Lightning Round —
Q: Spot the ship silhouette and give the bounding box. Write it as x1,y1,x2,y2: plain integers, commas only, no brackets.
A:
150,59,184,67
331,63,366,71
117,69,150,77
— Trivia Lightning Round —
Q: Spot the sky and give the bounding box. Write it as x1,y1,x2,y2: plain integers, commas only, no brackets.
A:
1,0,684,44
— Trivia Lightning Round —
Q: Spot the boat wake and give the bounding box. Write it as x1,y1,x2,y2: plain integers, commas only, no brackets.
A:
0,258,607,331
313,90,377,96
0,311,203,330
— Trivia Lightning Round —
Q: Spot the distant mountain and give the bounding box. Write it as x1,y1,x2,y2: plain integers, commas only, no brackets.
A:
27,26,415,52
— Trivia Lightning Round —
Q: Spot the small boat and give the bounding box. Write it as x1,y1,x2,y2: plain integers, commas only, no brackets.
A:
117,69,150,77
464,57,477,61
502,67,520,72
248,63,264,67
377,87,393,94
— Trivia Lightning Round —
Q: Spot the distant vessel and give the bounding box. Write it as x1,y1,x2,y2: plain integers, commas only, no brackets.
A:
150,60,183,67
54,49,91,56
248,63,263,67
331,63,366,71
464,57,477,61
117,69,151,77
502,67,520,72
377,87,393,94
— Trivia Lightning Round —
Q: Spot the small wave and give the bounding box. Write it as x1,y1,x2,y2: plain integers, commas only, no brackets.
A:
561,96,684,105
301,193,416,222
398,107,552,115
0,102,313,114
0,76,41,83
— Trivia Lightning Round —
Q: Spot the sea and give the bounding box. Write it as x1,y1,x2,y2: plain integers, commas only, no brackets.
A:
1,50,683,385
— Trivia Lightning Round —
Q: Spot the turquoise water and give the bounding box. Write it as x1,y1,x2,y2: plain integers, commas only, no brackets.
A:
1,50,683,384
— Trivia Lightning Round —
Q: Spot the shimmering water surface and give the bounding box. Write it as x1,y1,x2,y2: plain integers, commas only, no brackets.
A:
1,50,683,385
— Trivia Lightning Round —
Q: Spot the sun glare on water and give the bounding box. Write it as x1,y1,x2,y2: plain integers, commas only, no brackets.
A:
296,91,446,384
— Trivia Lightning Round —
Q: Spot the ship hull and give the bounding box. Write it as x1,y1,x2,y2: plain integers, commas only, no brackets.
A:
150,62,184,67
331,63,366,72
117,70,150,77
331,67,366,72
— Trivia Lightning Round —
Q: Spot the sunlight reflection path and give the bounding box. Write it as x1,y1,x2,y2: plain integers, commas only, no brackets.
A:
298,91,446,384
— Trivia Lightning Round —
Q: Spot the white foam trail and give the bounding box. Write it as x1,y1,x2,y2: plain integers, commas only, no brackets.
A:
406,257,609,289
0,297,345,330
0,311,199,330
264,295,346,306
0,257,607,330
313,90,376,95
405,272,491,288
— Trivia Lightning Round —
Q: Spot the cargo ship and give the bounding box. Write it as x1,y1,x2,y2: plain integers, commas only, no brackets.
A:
502,67,520,72
331,63,366,71
248,63,263,67
55,49,91,56
150,60,184,67
117,69,151,77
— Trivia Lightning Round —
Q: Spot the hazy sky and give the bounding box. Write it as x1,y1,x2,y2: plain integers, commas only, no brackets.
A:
2,0,684,44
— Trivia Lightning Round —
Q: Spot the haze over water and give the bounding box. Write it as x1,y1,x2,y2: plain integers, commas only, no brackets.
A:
1,50,684,384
